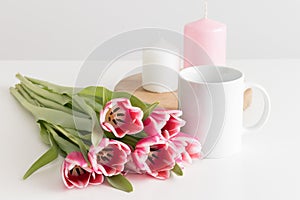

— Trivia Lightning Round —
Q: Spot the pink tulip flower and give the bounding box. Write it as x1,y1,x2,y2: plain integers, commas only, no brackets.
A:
131,136,175,180
143,108,202,164
88,138,131,176
170,132,202,164
61,151,103,189
100,98,144,138
143,109,185,137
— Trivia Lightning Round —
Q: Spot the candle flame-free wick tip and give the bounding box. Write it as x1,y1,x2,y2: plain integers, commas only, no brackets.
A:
204,1,208,19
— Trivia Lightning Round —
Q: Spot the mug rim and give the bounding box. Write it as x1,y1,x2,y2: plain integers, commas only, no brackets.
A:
179,65,244,84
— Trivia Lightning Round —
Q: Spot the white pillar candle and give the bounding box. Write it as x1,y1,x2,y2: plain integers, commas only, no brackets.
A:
142,40,181,93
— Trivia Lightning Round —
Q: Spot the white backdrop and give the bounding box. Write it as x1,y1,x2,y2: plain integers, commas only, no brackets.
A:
0,0,299,60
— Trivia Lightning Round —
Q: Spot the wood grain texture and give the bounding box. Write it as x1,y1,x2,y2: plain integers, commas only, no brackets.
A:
243,88,252,110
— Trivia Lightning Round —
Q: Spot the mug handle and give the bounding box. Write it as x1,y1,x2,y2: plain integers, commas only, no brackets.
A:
243,82,271,132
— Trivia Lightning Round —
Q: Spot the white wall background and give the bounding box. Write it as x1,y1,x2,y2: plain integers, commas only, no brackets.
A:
0,0,299,60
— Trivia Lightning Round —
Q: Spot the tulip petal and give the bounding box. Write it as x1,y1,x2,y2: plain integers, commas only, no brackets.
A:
132,136,175,180
171,133,202,164
89,138,131,177
160,110,185,137
148,170,170,180
124,154,145,174
143,109,170,136
100,98,144,138
61,152,93,189
89,172,104,185
67,170,90,189
62,168,75,189
143,109,185,138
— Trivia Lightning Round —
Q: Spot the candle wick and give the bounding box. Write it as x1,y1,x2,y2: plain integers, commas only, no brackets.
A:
204,1,208,19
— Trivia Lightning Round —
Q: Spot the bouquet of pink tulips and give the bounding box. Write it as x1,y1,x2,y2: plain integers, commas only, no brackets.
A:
10,74,202,192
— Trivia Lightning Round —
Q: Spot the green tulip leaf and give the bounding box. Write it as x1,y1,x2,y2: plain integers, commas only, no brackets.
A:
10,88,92,132
171,163,183,176
26,76,74,97
64,128,91,141
142,102,159,120
44,123,81,154
15,84,37,105
72,95,104,147
39,122,51,145
78,86,148,111
23,137,58,180
78,86,112,105
21,84,88,118
82,96,103,113
51,124,90,163
16,74,71,105
106,174,133,193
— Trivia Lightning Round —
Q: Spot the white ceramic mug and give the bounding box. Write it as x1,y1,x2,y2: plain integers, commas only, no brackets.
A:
178,66,271,158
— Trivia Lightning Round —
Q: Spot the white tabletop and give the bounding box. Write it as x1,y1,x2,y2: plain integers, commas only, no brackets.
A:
0,59,299,199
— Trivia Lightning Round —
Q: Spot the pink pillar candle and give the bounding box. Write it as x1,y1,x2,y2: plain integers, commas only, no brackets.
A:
184,17,227,67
